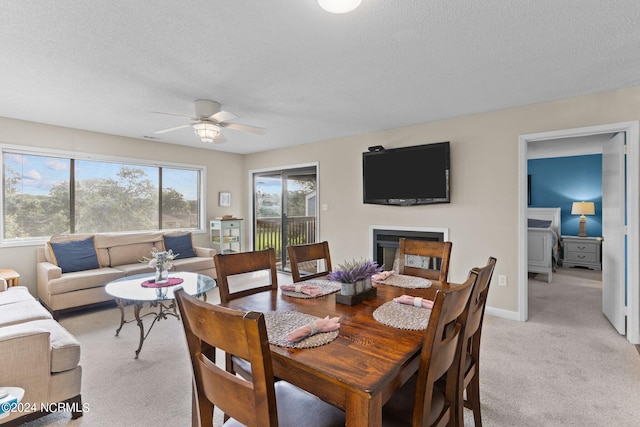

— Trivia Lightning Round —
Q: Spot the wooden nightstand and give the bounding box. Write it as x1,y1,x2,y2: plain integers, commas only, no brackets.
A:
0,269,20,287
561,236,602,271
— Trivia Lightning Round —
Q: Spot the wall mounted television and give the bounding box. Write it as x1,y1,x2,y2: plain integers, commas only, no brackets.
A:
362,141,450,206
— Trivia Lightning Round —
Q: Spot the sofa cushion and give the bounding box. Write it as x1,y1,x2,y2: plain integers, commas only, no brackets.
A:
13,319,81,373
108,242,155,267
0,300,52,327
0,286,35,306
172,256,215,273
115,263,155,276
163,233,197,259
48,236,101,273
46,268,125,295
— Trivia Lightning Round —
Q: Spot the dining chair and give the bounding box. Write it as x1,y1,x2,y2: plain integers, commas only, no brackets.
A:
453,257,497,427
398,238,453,282
214,248,279,304
382,271,478,427
214,248,279,380
287,241,332,282
174,287,346,427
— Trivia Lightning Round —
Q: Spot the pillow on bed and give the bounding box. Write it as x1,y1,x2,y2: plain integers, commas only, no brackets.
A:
528,218,552,228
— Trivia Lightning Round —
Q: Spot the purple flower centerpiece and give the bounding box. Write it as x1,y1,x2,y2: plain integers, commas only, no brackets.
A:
328,259,383,296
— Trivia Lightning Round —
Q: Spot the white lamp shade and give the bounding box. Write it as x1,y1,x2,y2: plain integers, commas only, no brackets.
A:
318,0,362,14
192,122,220,143
571,201,595,216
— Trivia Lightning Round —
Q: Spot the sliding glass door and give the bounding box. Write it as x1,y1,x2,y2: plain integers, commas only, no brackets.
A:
253,166,317,271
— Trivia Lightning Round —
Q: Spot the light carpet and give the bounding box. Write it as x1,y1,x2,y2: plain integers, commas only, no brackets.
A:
21,269,640,427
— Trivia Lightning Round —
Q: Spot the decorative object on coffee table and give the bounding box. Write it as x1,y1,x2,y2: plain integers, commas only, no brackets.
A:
142,248,177,285
328,258,382,305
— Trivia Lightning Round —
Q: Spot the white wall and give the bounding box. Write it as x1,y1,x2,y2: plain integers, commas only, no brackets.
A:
243,86,640,315
0,117,245,295
3,86,640,316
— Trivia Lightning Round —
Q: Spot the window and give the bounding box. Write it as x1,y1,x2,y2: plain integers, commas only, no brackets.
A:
2,148,204,243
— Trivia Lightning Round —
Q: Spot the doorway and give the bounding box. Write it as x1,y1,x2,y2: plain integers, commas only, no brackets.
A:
518,122,640,344
252,165,318,272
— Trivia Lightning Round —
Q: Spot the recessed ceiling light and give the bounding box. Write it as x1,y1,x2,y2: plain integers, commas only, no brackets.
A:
318,0,362,14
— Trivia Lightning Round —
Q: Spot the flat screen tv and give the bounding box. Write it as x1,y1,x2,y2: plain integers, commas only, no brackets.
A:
362,141,450,206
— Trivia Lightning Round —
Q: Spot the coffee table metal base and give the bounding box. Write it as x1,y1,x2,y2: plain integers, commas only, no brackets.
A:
114,298,181,359
106,272,215,359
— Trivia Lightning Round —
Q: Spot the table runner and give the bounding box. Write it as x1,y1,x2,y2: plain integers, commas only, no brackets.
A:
263,311,339,348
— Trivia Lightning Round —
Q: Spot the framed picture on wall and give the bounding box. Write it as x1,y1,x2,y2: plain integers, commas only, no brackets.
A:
219,191,231,207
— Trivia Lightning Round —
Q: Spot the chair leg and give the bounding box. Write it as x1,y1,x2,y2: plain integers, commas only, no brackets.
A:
465,375,482,427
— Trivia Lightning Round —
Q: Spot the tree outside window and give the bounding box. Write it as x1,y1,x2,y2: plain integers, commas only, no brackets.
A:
2,151,202,241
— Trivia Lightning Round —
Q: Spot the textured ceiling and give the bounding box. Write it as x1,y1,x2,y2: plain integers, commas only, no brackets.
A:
1,1,639,154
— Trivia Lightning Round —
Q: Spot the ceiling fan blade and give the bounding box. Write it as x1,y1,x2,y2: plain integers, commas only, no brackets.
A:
154,124,191,134
221,122,266,135
210,110,237,123
214,133,227,144
150,111,195,120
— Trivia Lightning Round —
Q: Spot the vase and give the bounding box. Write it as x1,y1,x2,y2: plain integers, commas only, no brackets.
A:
341,282,355,296
155,267,169,284
355,280,364,294
155,287,167,299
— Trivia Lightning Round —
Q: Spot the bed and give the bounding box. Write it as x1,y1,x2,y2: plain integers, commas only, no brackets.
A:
528,207,561,283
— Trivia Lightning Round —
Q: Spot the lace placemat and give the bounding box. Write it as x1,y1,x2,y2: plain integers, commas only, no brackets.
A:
280,279,342,299
373,301,431,330
374,274,432,289
263,311,339,348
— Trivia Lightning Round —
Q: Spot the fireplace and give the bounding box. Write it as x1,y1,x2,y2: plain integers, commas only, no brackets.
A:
370,226,448,271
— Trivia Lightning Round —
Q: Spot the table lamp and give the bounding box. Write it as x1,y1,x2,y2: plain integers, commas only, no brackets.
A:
571,201,595,237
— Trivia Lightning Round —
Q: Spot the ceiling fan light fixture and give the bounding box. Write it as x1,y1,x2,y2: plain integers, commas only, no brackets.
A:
318,0,362,14
193,122,220,143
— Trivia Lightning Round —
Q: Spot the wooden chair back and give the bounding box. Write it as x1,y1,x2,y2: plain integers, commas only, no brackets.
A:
287,241,332,282
454,256,497,427
411,271,477,427
398,238,453,282
214,248,278,304
174,288,278,427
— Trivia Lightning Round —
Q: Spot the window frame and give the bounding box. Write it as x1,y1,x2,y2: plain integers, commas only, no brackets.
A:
1,144,207,247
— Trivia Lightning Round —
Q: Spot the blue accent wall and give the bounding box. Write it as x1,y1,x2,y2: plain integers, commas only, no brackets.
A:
528,155,602,237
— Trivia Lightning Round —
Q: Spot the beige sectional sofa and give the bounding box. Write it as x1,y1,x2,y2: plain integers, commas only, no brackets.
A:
0,279,82,425
36,231,216,319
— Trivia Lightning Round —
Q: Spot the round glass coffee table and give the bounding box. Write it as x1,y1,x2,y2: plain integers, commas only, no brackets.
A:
105,272,215,359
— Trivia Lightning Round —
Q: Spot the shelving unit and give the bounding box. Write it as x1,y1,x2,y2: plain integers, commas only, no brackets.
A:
210,219,243,254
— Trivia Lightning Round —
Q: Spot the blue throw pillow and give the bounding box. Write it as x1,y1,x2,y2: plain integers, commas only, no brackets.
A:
48,236,101,273
163,233,197,259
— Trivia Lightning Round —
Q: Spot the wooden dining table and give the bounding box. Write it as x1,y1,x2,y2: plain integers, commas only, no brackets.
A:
220,279,448,427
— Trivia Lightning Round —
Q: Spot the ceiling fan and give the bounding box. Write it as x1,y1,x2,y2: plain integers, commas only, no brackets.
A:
153,99,265,144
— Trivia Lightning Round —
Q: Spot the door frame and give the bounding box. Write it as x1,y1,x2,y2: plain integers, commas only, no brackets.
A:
247,161,320,255
518,121,639,344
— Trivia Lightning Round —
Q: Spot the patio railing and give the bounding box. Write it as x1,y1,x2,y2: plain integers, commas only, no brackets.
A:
255,216,316,262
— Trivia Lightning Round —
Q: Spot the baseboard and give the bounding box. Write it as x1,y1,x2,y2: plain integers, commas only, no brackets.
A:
485,305,521,321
